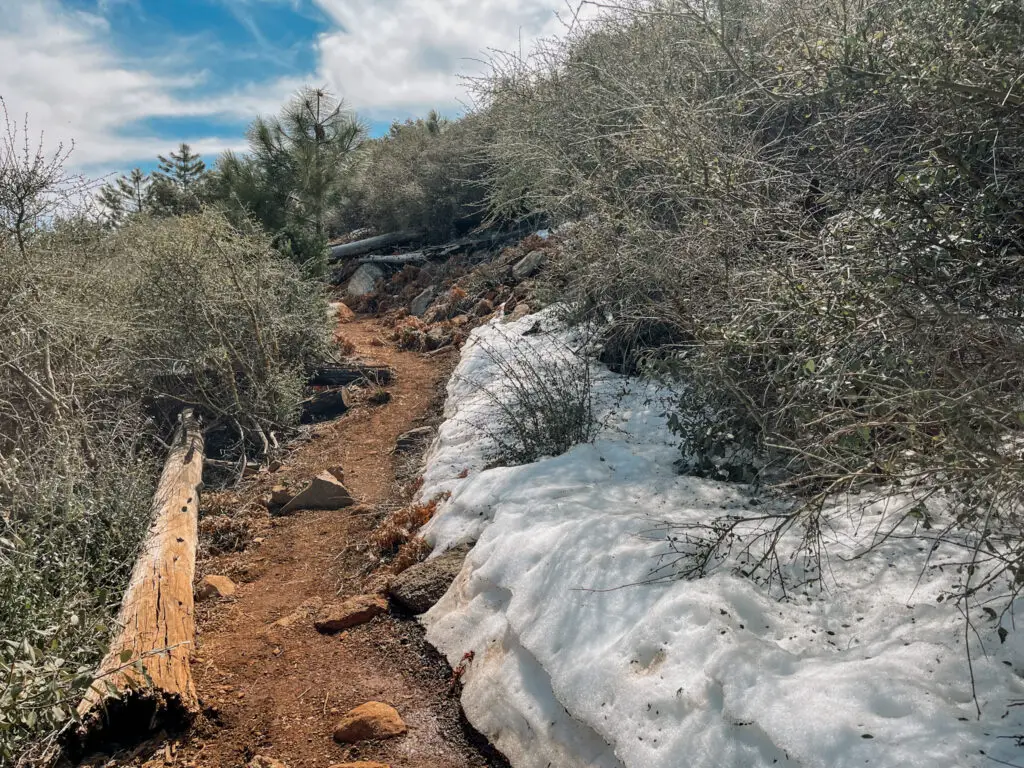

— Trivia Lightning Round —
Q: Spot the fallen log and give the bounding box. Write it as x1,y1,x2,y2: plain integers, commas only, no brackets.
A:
309,364,393,387
73,409,205,755
356,251,428,266
329,231,421,261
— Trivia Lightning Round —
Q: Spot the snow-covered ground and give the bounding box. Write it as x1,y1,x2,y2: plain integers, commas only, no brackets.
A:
418,309,1024,768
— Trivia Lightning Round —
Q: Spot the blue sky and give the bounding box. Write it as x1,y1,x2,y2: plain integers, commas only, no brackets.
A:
0,0,590,178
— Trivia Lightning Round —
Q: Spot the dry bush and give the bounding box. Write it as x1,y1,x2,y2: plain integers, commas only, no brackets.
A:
474,0,1024,624
368,497,445,560
336,111,492,242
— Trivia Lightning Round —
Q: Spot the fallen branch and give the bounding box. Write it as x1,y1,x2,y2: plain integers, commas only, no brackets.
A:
329,231,422,261
72,408,205,756
309,364,393,387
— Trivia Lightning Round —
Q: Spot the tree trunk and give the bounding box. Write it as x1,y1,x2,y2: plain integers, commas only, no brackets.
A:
328,231,422,261
73,409,205,754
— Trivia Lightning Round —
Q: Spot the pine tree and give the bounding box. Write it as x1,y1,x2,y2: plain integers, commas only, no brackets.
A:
151,143,209,216
98,167,151,226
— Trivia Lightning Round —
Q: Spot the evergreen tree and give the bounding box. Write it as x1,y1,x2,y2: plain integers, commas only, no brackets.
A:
151,143,209,216
214,86,364,273
98,167,151,226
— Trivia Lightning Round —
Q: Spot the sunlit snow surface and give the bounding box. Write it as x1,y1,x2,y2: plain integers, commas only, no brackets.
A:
418,308,1024,768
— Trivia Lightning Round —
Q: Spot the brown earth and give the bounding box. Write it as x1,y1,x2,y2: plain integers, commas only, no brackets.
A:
87,316,502,768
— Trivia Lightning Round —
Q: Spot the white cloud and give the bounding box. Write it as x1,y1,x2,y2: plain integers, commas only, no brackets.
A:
0,0,301,173
310,0,593,117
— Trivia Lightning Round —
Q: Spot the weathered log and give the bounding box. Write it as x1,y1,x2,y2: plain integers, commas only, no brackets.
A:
301,387,353,423
357,251,428,265
73,409,205,754
329,231,421,261
309,364,393,387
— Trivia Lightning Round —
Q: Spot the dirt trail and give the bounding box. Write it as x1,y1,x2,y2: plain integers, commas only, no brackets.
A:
172,317,497,768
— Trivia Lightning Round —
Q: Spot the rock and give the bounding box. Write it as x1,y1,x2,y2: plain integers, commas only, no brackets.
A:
388,545,470,614
509,302,532,320
280,472,355,514
315,594,389,633
409,287,436,317
328,763,390,768
329,301,356,323
512,249,547,280
326,466,346,484
268,460,283,473
346,264,385,298
472,298,494,317
395,426,434,452
332,702,407,743
248,757,288,768
267,485,292,508
196,575,236,601
424,327,452,351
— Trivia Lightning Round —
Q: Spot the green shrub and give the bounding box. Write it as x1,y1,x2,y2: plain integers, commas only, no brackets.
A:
338,111,492,242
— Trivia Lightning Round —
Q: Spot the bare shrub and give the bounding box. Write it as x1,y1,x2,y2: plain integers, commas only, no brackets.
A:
473,0,1024,634
459,325,596,467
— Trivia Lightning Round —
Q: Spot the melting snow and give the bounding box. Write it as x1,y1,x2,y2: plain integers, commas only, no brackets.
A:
418,309,1024,768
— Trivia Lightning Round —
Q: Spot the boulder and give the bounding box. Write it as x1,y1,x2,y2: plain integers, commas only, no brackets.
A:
395,426,434,452
512,249,547,280
315,594,389,633
409,287,436,318
333,702,407,744
388,545,470,614
196,575,236,601
346,264,385,298
280,472,355,514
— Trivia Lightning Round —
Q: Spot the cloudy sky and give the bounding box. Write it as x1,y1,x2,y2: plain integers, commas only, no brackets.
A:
0,0,584,176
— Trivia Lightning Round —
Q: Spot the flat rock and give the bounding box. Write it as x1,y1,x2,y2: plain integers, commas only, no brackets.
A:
333,702,407,743
315,594,389,633
196,574,236,601
280,472,354,514
395,426,434,452
409,286,436,317
512,249,547,280
388,545,471,614
346,264,385,298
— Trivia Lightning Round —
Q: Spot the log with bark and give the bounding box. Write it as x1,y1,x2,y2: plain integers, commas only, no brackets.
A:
328,231,422,261
301,386,353,423
308,364,393,387
72,409,205,755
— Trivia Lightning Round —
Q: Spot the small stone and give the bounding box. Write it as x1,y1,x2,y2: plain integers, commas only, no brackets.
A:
196,575,236,601
512,249,547,280
510,302,532,320
330,301,356,323
248,757,287,768
410,287,436,317
424,327,452,351
325,466,346,484
267,485,292,507
268,460,283,472
279,472,354,514
472,298,494,317
395,426,434,452
328,763,391,768
333,702,407,743
315,595,389,633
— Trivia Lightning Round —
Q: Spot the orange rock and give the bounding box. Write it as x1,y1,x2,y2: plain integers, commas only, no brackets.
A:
314,594,389,633
331,301,356,323
195,575,236,600
333,701,407,743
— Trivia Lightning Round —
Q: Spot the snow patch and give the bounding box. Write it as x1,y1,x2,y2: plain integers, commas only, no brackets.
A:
419,309,1024,768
